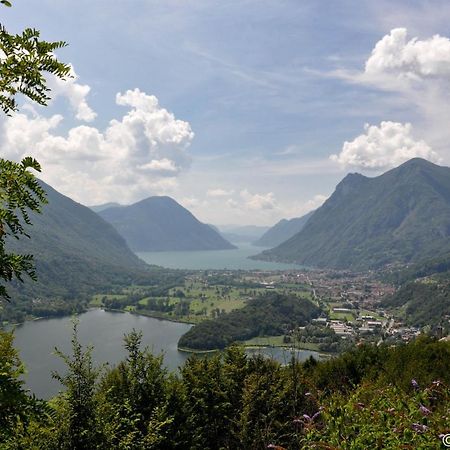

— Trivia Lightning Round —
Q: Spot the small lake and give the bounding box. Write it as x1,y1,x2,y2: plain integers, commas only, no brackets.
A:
137,243,305,270
12,309,193,399
12,309,321,399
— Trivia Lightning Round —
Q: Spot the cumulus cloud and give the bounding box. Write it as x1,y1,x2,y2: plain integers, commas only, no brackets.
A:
240,189,276,210
330,121,440,170
0,88,194,204
206,188,234,197
365,28,450,80
47,65,97,122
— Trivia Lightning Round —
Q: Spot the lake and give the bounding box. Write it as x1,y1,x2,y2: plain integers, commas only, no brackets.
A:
12,309,321,399
137,243,305,270
12,309,192,399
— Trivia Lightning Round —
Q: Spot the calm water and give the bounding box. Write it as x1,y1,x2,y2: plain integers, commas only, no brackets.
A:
137,244,305,270
12,309,321,399
12,309,192,399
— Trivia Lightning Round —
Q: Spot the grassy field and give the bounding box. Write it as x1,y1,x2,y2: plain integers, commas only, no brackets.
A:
89,279,313,325
243,335,320,351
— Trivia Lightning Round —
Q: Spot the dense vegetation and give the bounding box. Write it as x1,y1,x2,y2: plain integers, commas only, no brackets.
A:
254,210,314,248
381,280,450,331
382,253,450,285
1,329,450,449
178,292,320,350
257,158,450,270
99,196,235,252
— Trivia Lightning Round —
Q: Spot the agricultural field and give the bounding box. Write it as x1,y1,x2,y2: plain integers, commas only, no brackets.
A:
89,275,313,325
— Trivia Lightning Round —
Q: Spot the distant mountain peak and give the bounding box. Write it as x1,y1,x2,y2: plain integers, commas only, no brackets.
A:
99,196,236,252
255,158,450,270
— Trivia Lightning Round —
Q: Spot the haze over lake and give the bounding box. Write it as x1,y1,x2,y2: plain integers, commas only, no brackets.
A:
137,244,305,270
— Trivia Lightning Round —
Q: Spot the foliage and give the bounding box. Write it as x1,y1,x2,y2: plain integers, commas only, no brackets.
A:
97,330,172,449
0,158,46,300
0,0,69,302
178,292,321,350
300,381,450,449
381,280,450,330
2,331,450,448
0,13,70,114
52,320,102,449
0,328,32,441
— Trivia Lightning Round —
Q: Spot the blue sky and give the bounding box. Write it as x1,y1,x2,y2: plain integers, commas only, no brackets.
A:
2,0,450,225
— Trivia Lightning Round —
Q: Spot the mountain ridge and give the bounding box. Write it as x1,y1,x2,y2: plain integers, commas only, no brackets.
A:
254,158,450,270
99,196,236,252
253,210,315,248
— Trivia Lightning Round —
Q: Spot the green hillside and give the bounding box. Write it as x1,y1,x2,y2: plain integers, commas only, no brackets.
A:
99,196,236,252
256,158,450,270
381,279,450,329
178,292,320,350
2,181,154,322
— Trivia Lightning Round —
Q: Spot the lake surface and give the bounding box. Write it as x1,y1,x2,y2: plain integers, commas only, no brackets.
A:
137,243,305,270
12,309,193,399
12,309,321,399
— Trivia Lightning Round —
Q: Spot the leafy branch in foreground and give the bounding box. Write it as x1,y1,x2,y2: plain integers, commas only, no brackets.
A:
0,23,71,114
0,0,70,302
0,157,47,300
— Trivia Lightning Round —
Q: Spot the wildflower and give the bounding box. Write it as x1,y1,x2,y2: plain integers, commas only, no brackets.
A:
419,404,431,416
302,408,322,423
355,402,365,410
292,417,302,425
411,423,428,433
432,380,441,387
305,392,312,397
411,379,419,390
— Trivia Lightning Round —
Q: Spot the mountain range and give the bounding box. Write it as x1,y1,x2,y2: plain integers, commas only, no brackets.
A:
255,158,450,270
98,196,235,252
253,210,315,247
217,224,270,244
5,180,151,313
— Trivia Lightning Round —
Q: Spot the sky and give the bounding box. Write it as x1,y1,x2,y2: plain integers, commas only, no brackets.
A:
2,0,450,226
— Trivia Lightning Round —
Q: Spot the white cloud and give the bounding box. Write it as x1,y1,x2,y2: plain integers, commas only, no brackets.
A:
0,88,194,205
240,189,276,210
330,121,440,170
365,28,450,80
138,158,178,174
303,194,327,212
179,197,206,209
206,188,234,197
226,198,239,209
48,65,97,122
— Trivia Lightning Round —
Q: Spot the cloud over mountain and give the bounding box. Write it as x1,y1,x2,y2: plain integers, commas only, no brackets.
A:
331,121,440,170
0,88,194,205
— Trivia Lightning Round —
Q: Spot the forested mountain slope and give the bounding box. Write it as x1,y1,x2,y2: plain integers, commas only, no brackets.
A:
3,181,151,320
256,158,450,270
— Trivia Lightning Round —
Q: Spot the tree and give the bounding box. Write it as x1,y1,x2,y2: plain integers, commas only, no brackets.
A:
52,320,102,450
0,1,70,300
